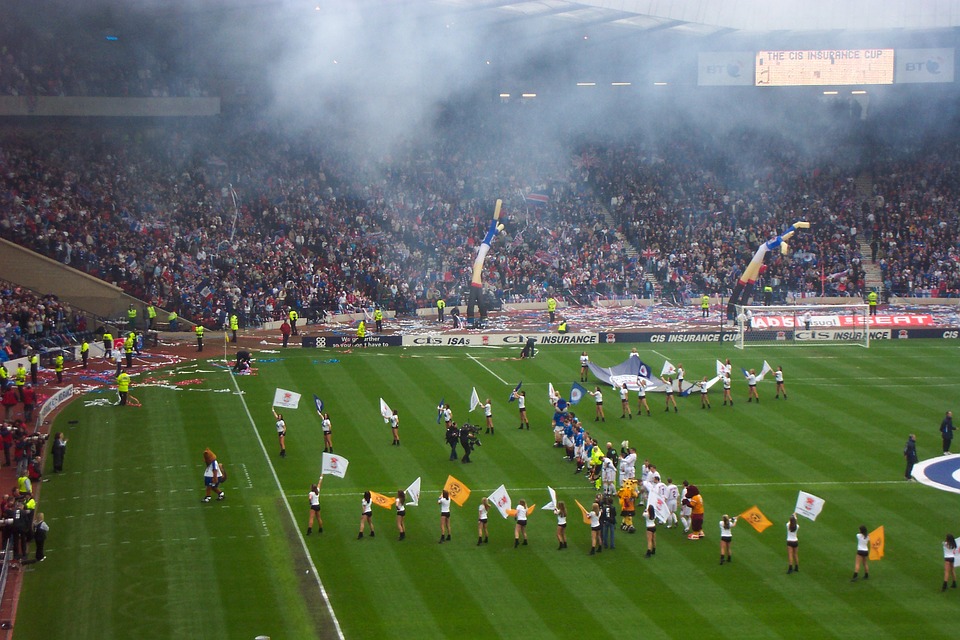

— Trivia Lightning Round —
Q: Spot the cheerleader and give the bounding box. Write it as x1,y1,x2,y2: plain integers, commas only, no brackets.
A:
719,514,737,564
943,534,958,591
698,377,712,409
588,502,602,555
358,491,375,539
722,372,733,406
852,525,870,581
661,376,678,413
589,387,605,422
272,409,287,458
396,490,406,541
512,391,530,430
579,351,590,382
636,378,651,416
786,514,800,573
483,399,495,435
438,490,452,543
321,413,333,453
775,366,787,399
554,502,568,549
619,384,632,419
747,369,760,403
307,477,323,535
514,500,528,547
477,497,490,545
644,505,657,557
389,409,400,446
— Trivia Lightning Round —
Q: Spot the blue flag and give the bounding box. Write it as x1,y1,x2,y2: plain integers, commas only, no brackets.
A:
313,394,324,415
436,397,445,424
508,381,522,403
569,382,587,405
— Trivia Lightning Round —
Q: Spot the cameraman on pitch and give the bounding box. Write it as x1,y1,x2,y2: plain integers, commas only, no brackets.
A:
446,422,460,461
459,423,477,463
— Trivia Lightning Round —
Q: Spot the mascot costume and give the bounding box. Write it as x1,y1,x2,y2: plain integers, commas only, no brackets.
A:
683,484,705,540
465,200,505,328
618,478,639,533
727,221,810,319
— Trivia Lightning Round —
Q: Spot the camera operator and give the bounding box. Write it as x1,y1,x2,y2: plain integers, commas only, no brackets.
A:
459,423,480,463
445,422,459,461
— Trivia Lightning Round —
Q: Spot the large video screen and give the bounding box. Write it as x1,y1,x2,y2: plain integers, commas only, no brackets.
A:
755,49,895,86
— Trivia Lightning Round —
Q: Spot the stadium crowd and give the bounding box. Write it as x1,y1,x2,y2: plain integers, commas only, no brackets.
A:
3,109,960,330
0,281,84,358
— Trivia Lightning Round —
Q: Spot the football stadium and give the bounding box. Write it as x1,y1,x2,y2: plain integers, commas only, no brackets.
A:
3,1,960,639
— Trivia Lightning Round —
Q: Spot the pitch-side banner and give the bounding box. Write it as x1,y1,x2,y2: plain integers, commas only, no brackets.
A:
896,48,955,84
402,333,599,347
698,52,754,86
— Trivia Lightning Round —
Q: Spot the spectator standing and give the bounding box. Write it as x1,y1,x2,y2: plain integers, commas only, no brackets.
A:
51,432,67,473
280,319,291,348
33,512,48,562
600,495,617,550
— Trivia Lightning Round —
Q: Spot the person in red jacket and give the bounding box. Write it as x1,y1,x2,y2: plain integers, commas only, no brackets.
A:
2,386,18,422
21,385,37,425
280,319,292,348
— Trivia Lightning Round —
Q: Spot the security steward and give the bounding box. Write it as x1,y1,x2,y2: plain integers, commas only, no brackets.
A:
867,289,878,316
102,330,113,360
195,324,204,352
763,285,773,306
117,370,131,406
127,304,138,331
146,303,157,330
230,314,239,343
81,339,89,368
54,351,64,384
558,318,568,334
436,298,446,323
168,311,178,332
288,308,299,335
124,333,135,368
29,351,39,385
547,297,557,323
374,306,383,333
701,294,710,318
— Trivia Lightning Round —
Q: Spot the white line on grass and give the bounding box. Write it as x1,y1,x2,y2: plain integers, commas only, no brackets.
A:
652,350,669,360
467,353,509,384
226,371,345,640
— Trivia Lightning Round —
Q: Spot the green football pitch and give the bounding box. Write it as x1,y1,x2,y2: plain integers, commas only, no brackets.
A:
15,341,960,639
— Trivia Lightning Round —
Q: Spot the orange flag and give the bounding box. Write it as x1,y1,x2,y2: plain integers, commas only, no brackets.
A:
574,499,591,525
369,491,395,510
506,504,536,518
869,526,885,560
443,475,471,507
738,505,773,533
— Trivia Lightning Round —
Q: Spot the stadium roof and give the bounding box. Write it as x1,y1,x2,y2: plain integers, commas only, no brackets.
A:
431,0,960,36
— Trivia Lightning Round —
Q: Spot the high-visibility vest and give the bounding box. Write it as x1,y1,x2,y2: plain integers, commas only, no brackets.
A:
357,322,366,338
54,355,64,372
147,305,157,319
230,315,239,330
374,309,383,321
701,295,710,309
195,326,204,338
547,298,557,312
117,373,130,392
127,308,137,320
437,299,445,310
289,310,299,322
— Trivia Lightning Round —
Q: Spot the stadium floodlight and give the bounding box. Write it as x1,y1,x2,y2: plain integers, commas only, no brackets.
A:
734,304,870,349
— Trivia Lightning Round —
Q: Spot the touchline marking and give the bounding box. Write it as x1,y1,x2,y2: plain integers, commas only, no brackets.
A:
240,462,253,488
467,353,509,385
227,366,345,640
652,350,669,361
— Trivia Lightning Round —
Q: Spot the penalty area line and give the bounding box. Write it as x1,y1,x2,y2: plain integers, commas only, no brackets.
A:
227,371,345,640
467,353,509,385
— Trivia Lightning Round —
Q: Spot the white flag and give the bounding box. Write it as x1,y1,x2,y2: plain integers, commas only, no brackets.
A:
716,360,726,378
757,360,773,381
405,477,421,506
273,388,301,409
548,382,557,404
488,484,513,519
469,387,481,412
661,360,677,377
541,486,558,511
646,490,671,524
795,490,826,521
380,397,393,422
321,452,350,478
701,375,723,390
